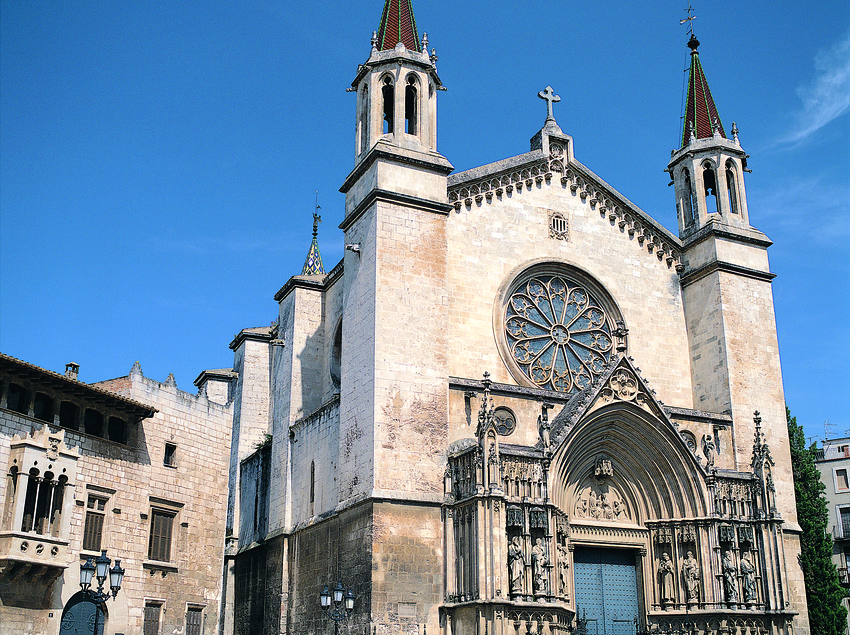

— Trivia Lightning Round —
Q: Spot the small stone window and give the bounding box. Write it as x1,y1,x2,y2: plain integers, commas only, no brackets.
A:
164,443,177,468
548,210,569,241
331,321,342,388
310,460,315,504
725,160,739,215
702,162,720,214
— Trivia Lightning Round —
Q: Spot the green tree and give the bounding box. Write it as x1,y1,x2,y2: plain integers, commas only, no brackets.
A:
788,406,848,635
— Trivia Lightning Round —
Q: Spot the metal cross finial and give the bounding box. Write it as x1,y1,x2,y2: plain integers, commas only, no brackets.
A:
313,191,322,239
538,86,561,122
680,1,697,36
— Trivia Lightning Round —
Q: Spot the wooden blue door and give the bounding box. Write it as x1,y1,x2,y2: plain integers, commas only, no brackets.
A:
60,593,105,635
574,548,639,635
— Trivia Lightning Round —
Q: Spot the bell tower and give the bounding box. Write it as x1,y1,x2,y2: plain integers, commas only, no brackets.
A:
336,2,453,632
668,35,750,237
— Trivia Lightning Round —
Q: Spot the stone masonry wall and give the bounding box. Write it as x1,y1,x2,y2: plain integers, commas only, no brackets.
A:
445,174,694,422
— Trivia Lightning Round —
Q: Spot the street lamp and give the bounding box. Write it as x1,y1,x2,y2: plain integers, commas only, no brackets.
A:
79,550,125,633
320,582,355,634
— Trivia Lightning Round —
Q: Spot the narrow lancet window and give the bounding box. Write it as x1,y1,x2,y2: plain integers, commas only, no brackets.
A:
405,76,418,135
703,163,720,214
725,160,739,214
682,169,695,227
382,77,394,134
359,85,369,154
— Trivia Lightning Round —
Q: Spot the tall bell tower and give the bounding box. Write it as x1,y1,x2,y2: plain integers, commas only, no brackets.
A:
673,34,794,523
336,1,453,632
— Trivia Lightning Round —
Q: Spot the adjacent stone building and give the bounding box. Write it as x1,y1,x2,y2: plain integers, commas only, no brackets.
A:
2,1,812,634
0,354,233,634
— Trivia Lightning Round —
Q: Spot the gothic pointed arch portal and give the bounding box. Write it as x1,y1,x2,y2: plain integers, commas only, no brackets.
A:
550,400,710,632
60,592,107,635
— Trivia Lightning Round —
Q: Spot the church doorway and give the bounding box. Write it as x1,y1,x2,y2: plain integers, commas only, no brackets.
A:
59,592,106,635
574,547,639,635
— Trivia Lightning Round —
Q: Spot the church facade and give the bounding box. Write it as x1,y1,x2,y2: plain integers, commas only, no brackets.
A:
225,1,809,635
0,1,811,634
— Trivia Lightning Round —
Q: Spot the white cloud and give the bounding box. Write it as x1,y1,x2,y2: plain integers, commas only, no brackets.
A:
782,30,850,144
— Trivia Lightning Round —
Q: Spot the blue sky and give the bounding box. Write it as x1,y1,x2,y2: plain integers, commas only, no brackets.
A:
1,1,848,445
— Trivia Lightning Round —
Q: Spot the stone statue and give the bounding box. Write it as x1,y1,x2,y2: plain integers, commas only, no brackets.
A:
740,552,757,604
575,498,588,518
722,550,738,605
508,536,524,596
532,538,548,594
613,499,627,520
702,434,716,469
659,553,675,606
557,544,570,596
682,551,700,605
602,494,614,520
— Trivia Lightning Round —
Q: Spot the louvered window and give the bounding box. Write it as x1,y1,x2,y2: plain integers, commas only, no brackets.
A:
82,495,107,552
148,509,175,562
144,602,162,635
186,607,203,635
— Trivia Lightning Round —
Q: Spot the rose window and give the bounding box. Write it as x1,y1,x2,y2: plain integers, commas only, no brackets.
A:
504,275,614,394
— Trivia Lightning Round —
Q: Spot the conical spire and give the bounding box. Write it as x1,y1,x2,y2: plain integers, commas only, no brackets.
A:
681,34,726,147
376,0,421,52
301,206,325,276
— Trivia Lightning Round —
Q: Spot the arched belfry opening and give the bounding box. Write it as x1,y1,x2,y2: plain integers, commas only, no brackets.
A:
404,75,418,135
702,161,720,215
725,159,739,215
381,76,394,135
682,168,695,228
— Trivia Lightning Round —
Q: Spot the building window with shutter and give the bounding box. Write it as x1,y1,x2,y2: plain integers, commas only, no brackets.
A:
83,494,108,552
148,509,176,562
144,602,163,635
840,507,850,540
836,468,849,492
186,606,204,635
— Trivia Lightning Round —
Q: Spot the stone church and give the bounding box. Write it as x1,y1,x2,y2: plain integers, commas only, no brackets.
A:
225,1,809,634
0,1,811,634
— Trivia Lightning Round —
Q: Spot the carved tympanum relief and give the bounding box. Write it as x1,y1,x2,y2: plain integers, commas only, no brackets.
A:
573,482,630,522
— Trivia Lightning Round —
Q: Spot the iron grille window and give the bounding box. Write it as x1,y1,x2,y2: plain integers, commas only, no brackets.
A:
186,607,203,635
144,603,162,635
148,509,175,562
82,495,108,552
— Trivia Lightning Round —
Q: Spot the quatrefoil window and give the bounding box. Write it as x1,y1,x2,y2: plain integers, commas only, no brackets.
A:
504,275,615,394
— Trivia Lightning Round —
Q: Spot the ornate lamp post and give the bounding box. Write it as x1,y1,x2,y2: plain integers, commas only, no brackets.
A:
80,549,125,634
320,581,355,635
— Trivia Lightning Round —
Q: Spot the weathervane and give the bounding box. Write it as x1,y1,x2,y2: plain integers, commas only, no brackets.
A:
313,191,322,239
680,1,697,36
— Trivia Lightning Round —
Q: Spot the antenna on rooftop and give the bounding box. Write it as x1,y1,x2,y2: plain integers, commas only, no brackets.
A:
825,419,836,440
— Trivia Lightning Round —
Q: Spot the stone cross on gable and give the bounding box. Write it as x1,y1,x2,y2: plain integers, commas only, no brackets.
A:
538,86,561,122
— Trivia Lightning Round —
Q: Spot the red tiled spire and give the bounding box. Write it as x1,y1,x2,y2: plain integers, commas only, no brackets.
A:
682,35,726,147
376,0,421,52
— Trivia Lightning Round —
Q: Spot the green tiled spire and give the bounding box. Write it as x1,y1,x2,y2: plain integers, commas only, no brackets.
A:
301,208,325,276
